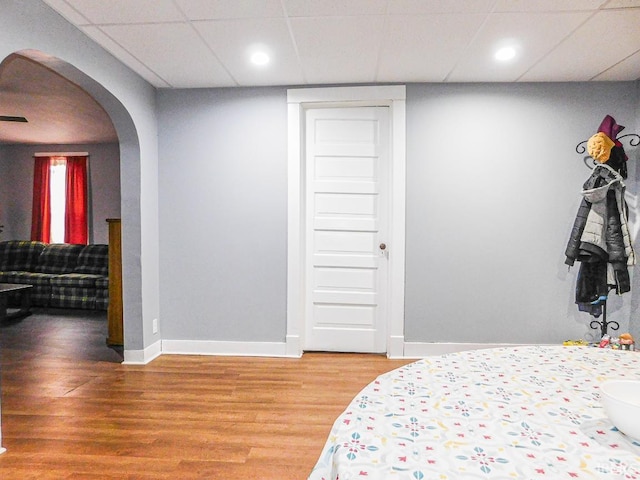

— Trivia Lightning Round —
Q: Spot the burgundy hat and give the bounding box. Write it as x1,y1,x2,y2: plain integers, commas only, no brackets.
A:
598,115,624,143
598,114,627,161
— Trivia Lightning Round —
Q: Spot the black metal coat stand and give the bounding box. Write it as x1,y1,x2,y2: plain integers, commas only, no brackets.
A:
589,296,619,339
575,132,639,340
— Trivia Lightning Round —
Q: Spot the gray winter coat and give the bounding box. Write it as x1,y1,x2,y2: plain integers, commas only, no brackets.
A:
580,163,634,265
565,163,635,267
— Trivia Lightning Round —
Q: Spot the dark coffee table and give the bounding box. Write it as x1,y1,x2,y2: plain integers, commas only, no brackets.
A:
0,283,33,321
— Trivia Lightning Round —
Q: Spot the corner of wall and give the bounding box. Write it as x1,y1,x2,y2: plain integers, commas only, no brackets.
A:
122,339,162,365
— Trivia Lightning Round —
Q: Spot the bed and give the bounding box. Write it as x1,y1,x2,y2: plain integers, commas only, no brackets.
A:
308,345,640,479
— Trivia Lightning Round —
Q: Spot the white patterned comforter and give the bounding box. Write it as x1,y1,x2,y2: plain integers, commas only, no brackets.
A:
308,345,640,479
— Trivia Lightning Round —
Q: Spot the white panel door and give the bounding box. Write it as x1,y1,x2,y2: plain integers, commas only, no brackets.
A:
304,106,389,353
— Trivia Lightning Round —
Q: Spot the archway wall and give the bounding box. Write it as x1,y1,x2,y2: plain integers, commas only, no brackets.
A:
0,0,160,352
630,80,640,341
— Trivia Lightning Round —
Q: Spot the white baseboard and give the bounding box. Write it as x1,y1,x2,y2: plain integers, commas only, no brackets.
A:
387,335,405,358
122,339,162,365
403,342,537,358
285,334,302,357
161,339,296,357
123,340,542,363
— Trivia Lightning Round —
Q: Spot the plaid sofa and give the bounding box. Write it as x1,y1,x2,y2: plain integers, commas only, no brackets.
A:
0,240,109,310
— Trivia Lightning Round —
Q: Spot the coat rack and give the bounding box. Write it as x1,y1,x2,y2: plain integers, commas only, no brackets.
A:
589,289,619,339
574,132,639,338
576,133,640,163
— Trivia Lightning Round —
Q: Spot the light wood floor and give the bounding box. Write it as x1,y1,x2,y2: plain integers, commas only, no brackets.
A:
0,310,412,479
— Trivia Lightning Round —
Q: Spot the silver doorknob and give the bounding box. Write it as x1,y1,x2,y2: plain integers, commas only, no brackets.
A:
379,243,386,251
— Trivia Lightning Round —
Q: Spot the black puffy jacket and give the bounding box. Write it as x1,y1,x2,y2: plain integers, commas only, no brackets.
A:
565,163,634,310
565,164,630,266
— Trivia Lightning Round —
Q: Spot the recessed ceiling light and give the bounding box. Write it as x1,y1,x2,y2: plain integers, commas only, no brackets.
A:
495,46,517,62
250,51,270,66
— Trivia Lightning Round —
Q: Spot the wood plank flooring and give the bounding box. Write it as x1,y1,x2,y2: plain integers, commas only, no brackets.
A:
0,310,412,479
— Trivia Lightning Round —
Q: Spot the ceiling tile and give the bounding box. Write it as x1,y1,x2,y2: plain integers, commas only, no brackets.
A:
377,14,486,82
174,0,284,20
66,0,184,24
194,18,304,86
591,49,640,80
99,23,236,88
42,0,91,25
80,26,171,87
290,16,386,84
602,0,640,7
24,0,640,91
447,11,591,82
521,8,640,81
387,0,494,14
284,0,388,17
493,0,605,12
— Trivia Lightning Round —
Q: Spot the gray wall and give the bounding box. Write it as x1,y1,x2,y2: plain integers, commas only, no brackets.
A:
404,82,638,344
3,1,640,351
1,0,160,351
157,88,288,341
157,82,639,346
0,143,121,244
629,82,640,340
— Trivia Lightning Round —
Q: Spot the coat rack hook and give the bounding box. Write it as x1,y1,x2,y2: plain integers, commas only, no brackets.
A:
576,133,640,155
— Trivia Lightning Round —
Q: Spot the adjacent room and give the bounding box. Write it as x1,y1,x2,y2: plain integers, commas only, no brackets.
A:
1,0,640,478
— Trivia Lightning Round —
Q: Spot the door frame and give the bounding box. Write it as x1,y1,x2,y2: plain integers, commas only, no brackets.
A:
286,85,406,358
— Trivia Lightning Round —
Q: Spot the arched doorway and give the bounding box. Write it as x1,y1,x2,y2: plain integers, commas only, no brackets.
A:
0,49,142,355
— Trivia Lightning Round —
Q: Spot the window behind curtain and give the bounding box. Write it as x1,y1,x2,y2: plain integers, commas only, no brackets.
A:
50,157,66,243
31,154,88,244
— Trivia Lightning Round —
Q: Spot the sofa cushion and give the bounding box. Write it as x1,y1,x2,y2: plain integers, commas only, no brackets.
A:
0,240,46,271
50,273,103,288
35,243,84,274
50,286,96,310
73,244,108,276
95,287,109,311
0,271,53,307
1,271,58,286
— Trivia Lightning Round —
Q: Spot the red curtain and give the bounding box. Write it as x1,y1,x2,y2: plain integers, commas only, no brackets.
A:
31,156,52,243
64,156,88,244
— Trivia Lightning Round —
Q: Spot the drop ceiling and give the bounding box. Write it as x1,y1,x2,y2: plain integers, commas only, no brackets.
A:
2,0,640,146
42,0,640,88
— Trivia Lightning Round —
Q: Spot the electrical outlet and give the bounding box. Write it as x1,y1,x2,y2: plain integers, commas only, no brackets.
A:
152,318,158,334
